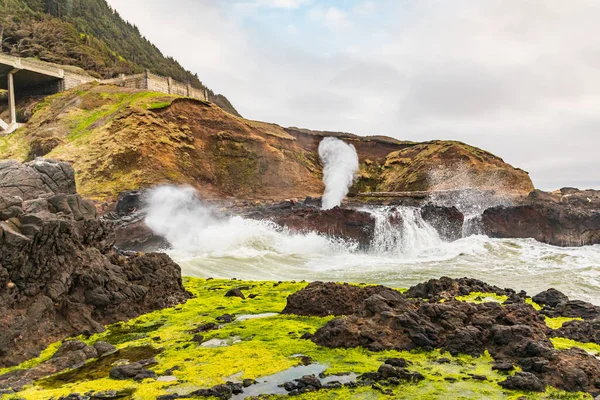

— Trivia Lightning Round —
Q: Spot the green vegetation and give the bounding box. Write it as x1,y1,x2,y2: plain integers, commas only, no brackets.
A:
3,278,594,400
0,0,239,116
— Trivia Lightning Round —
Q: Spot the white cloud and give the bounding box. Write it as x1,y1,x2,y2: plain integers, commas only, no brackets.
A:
309,6,351,30
105,0,600,190
240,0,310,9
353,1,376,16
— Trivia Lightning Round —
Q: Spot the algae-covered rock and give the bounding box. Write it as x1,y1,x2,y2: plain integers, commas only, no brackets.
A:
1,277,598,399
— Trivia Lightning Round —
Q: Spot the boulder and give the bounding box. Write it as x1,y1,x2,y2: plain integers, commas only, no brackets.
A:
420,204,464,241
271,207,376,248
481,189,600,246
0,159,190,370
285,277,600,395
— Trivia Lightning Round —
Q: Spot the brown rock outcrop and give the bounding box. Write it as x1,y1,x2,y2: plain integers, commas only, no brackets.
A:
481,189,600,246
283,279,600,396
0,159,189,368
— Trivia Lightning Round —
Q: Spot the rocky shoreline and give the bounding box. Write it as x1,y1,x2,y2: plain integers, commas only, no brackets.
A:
1,159,600,399
0,160,189,369
111,186,600,253
0,276,598,399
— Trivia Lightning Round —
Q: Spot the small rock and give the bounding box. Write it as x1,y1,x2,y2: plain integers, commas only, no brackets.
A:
192,322,219,333
469,374,488,381
532,289,569,307
225,288,246,300
436,357,451,364
216,314,235,323
297,374,322,389
299,332,313,340
499,372,546,392
93,341,117,356
242,378,256,387
492,361,515,372
192,334,204,344
385,358,407,368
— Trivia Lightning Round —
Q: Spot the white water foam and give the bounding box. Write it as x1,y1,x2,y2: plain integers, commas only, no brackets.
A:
145,186,600,305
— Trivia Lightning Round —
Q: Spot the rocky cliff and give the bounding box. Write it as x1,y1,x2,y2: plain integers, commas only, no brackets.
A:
0,159,189,368
0,84,534,204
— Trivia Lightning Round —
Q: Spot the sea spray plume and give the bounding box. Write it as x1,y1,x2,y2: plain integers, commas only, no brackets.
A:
318,137,359,210
143,185,352,256
144,185,220,252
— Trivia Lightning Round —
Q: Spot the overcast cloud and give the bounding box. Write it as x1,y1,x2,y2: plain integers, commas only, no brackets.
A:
106,0,600,190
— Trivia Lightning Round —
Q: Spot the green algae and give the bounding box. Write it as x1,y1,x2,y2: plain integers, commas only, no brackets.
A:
455,292,509,304
550,337,600,356
526,298,543,311
544,316,584,330
38,346,160,389
5,278,594,400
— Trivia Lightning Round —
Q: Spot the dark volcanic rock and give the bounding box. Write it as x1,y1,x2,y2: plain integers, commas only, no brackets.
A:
541,300,600,321
550,319,600,345
282,281,403,317
499,372,546,392
532,288,569,307
0,159,190,370
285,278,600,395
270,206,376,248
116,190,144,216
420,204,464,241
404,276,516,301
481,189,600,246
109,360,157,381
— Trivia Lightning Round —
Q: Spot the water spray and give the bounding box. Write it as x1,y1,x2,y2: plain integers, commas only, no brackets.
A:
318,137,359,210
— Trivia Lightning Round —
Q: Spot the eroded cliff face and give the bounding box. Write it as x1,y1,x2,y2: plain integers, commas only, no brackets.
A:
0,159,189,368
0,84,534,203
481,188,600,246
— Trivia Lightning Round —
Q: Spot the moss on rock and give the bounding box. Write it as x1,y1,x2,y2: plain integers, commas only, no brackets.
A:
2,278,594,400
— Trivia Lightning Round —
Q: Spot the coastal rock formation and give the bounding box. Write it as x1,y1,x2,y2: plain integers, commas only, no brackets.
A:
0,84,533,203
419,204,464,241
270,206,376,248
375,141,534,196
481,188,600,246
0,159,189,368
285,278,600,396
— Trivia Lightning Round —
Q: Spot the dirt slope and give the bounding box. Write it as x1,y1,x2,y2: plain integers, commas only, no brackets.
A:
0,84,534,202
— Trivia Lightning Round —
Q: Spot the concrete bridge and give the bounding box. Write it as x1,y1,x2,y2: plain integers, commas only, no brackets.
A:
0,54,93,133
0,54,209,135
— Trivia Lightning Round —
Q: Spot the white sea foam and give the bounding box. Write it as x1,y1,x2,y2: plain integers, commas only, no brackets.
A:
145,186,600,305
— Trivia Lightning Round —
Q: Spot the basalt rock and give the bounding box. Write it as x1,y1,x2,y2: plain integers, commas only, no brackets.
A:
0,159,190,369
282,281,402,317
550,319,600,345
404,276,517,301
270,206,376,248
0,340,116,390
481,189,600,247
420,204,464,241
285,279,600,395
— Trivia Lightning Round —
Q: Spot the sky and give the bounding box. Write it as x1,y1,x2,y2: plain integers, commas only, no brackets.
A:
105,0,600,190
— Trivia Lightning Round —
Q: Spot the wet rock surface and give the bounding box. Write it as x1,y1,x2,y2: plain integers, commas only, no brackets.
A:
0,159,190,369
404,276,518,301
268,206,376,248
286,279,600,395
0,340,116,390
420,204,464,241
282,281,401,317
481,188,600,247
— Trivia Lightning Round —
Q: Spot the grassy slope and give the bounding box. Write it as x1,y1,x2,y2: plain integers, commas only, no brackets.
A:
0,85,535,202
2,278,595,400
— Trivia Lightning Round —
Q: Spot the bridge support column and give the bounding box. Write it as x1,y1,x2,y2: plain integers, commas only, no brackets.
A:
2,69,21,134
8,69,17,125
